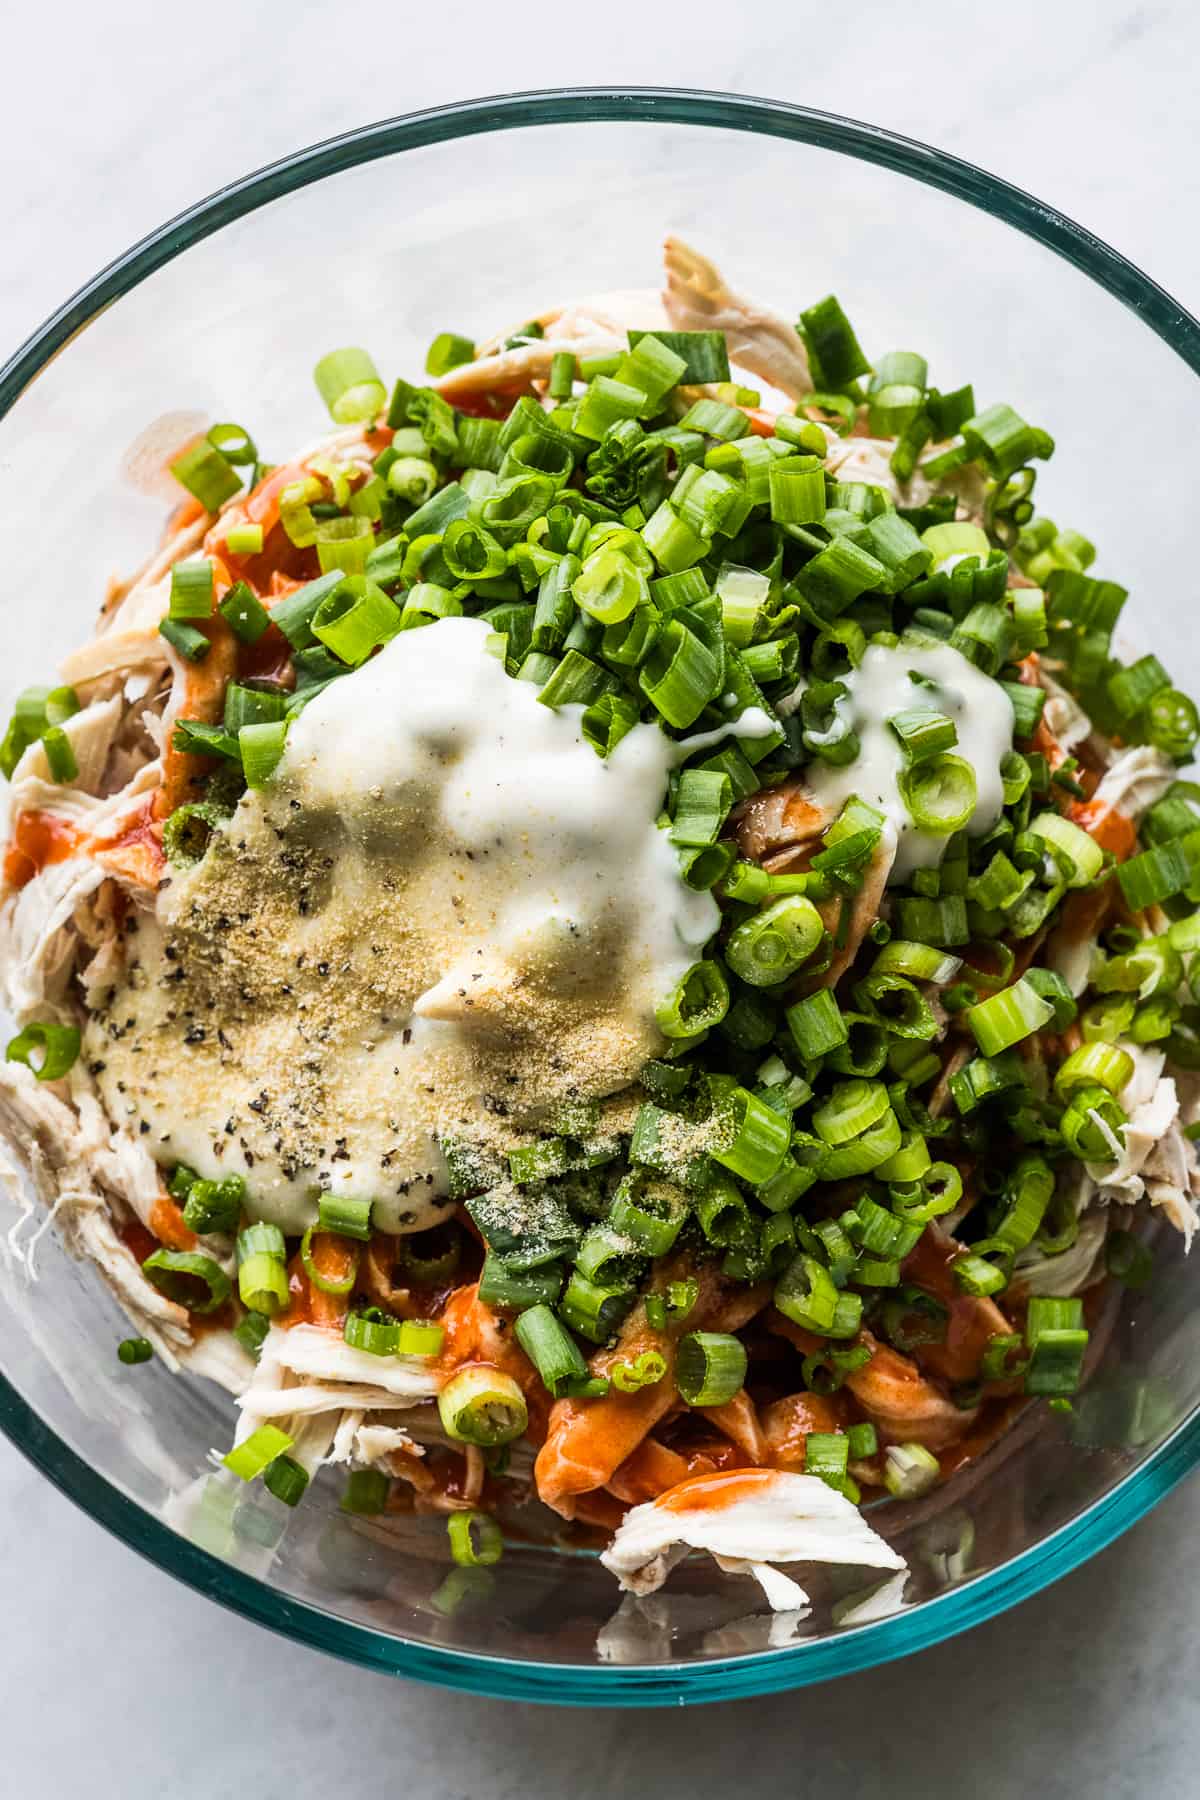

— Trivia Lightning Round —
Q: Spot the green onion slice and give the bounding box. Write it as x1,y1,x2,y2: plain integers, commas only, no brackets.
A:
142,1249,231,1314
676,1331,747,1406
447,1509,504,1567
438,1366,529,1446
223,1424,294,1482
6,1021,81,1081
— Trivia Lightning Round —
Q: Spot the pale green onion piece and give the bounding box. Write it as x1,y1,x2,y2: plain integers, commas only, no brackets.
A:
223,1424,294,1482
314,347,387,424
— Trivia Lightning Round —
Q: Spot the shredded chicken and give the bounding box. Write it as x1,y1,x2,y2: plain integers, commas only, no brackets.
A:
661,237,813,402
1089,744,1177,819
599,1468,904,1611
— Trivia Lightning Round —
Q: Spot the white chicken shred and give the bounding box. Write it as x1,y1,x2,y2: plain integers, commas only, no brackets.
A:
599,1471,905,1611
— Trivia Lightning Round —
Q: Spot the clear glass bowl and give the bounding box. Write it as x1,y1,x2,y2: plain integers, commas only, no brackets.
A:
2,89,1199,1705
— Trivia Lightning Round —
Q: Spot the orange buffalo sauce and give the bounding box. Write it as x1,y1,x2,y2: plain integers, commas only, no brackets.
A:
148,1194,197,1252
1067,796,1137,861
2,811,81,888
655,1467,780,1514
278,1232,358,1330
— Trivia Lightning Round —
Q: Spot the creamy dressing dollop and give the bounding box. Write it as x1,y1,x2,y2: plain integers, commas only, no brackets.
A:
804,640,1014,882
88,618,725,1233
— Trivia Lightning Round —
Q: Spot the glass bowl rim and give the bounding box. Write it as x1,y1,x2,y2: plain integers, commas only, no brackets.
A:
2,85,1198,1705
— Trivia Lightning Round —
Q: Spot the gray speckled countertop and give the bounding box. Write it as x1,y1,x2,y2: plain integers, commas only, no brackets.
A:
3,2,1199,1790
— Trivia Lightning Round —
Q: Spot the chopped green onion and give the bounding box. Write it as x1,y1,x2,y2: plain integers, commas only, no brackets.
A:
240,720,289,789
888,706,957,764
438,1366,529,1446
611,1349,668,1393
776,1253,861,1337
314,347,387,424
225,521,264,557
847,1421,878,1460
181,1175,244,1235
513,1304,590,1398
399,1319,444,1356
317,1195,373,1241
448,1509,504,1567
786,989,849,1060
169,558,214,620
219,581,271,645
953,1253,1008,1298
966,978,1055,1055
233,1312,270,1360
1027,812,1106,888
341,1470,389,1515
1024,1296,1088,1397
300,1226,359,1297
344,1309,402,1355
263,1455,309,1508
223,1424,294,1482
898,754,977,834
812,1078,890,1146
312,576,401,666
1118,831,1200,910
725,895,824,986
170,437,241,512
117,1337,153,1366
6,1021,81,1081
798,295,870,391
40,729,77,784
883,1442,940,1499
676,1331,747,1406
1054,1041,1133,1097
656,960,730,1039
425,332,476,377
710,1083,792,1182
206,422,257,467
142,1248,231,1314
558,1269,633,1343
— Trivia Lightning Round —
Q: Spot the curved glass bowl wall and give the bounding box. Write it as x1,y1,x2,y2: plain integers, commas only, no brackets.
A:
1,91,1198,1704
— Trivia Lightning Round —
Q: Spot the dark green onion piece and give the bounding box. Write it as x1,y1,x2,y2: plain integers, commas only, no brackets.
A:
263,1454,309,1508
159,617,210,663
655,960,729,1038
142,1248,231,1314
181,1174,245,1235
341,1470,389,1515
317,1195,374,1241
117,1337,153,1366
218,581,271,645
797,295,870,391
1105,1229,1153,1289
514,1304,590,1399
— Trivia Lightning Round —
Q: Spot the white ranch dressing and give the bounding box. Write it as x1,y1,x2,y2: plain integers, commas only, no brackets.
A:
91,618,727,1234
804,640,1014,882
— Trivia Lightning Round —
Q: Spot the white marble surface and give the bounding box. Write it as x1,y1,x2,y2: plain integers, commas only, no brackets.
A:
3,1,1199,1791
